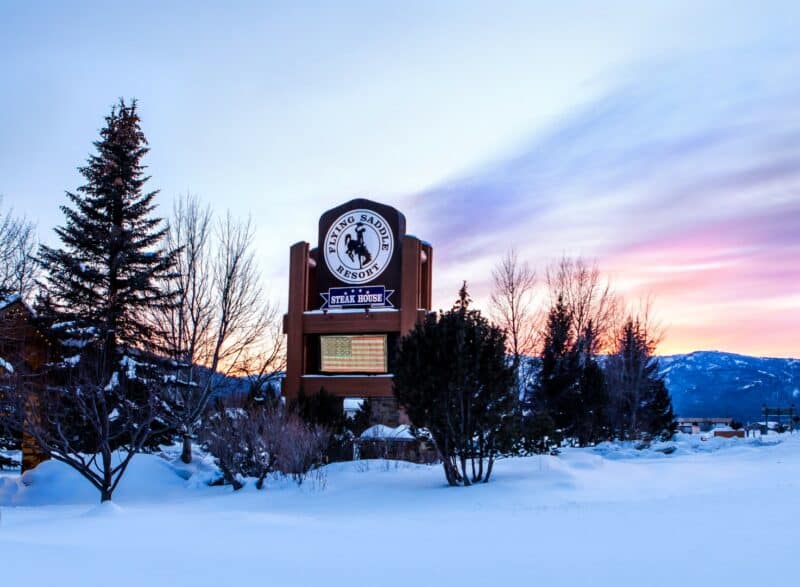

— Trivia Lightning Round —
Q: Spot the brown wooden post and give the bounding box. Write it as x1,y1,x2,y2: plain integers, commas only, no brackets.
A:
400,235,421,334
420,242,433,311
284,241,310,401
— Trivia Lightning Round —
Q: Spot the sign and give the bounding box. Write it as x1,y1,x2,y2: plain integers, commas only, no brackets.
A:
320,334,387,373
320,285,394,309
315,199,406,310
323,209,394,284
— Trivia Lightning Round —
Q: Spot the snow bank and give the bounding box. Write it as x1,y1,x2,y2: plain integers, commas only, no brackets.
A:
591,431,786,460
2,436,800,587
0,445,220,507
360,424,414,440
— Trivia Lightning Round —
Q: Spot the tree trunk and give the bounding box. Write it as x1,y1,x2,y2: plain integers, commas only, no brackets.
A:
484,455,495,483
181,434,193,464
459,454,471,486
440,456,460,486
101,449,113,502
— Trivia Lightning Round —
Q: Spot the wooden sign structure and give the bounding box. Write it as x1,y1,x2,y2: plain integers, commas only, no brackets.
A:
282,198,432,409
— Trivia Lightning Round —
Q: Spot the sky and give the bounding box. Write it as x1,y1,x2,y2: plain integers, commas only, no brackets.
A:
0,1,798,357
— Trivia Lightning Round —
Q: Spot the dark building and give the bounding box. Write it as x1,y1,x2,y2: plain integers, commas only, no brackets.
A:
0,295,52,471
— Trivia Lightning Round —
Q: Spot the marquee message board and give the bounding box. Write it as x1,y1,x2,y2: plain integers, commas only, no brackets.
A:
320,334,388,373
315,199,405,310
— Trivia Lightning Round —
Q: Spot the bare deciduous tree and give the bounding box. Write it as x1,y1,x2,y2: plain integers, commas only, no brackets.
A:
545,256,620,356
0,197,39,300
151,195,284,464
490,249,538,363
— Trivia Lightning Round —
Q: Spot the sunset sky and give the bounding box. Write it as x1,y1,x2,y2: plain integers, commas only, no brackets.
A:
1,1,798,357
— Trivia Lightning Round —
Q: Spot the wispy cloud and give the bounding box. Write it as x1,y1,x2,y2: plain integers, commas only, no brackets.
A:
412,47,800,356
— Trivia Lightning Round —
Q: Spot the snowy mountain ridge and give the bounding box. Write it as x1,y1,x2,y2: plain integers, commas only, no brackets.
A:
657,350,800,422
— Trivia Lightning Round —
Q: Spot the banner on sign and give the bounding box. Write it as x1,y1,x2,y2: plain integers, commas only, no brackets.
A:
320,285,394,309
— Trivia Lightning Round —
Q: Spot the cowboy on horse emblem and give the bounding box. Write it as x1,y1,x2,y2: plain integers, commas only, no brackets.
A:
344,222,372,269
323,208,394,285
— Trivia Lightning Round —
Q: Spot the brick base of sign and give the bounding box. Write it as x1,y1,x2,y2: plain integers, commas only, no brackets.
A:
369,397,402,427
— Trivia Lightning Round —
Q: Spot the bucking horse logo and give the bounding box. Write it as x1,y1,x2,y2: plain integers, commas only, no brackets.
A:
344,222,372,268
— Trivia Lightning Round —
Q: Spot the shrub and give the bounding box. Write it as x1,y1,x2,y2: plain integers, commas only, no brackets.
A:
393,284,517,486
201,397,329,490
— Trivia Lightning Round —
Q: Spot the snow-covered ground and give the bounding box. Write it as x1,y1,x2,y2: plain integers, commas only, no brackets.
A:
2,434,799,586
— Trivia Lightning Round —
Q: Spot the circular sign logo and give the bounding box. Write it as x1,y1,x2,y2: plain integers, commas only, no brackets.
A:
324,209,394,284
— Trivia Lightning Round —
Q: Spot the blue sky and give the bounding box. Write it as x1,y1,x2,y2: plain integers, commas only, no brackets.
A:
1,1,799,355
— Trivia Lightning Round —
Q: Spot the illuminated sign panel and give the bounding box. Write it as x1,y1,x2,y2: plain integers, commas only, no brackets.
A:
320,335,387,373
321,285,395,309
316,199,406,310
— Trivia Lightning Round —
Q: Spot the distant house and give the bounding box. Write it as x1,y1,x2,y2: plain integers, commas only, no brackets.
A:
676,417,733,435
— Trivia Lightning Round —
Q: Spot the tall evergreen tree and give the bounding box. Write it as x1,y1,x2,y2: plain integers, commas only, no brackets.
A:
641,379,677,439
606,318,676,440
573,321,609,445
26,99,175,502
38,99,175,376
532,302,610,446
394,283,517,486
534,295,579,434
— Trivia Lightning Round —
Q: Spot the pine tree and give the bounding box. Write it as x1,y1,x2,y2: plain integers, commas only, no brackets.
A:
605,317,676,440
534,295,579,435
572,321,609,446
26,99,175,502
38,99,175,376
394,284,517,486
531,302,611,447
641,379,677,440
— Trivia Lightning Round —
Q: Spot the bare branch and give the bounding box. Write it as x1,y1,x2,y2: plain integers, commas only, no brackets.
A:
490,249,538,361
544,256,621,355
0,197,39,300
149,195,285,463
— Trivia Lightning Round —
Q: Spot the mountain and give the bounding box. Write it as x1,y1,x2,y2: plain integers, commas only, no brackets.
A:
658,351,800,423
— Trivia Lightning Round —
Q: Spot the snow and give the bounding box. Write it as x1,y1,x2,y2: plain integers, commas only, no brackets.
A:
0,293,21,310
1,435,800,586
120,355,138,379
360,424,414,440
104,371,119,391
0,356,13,373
